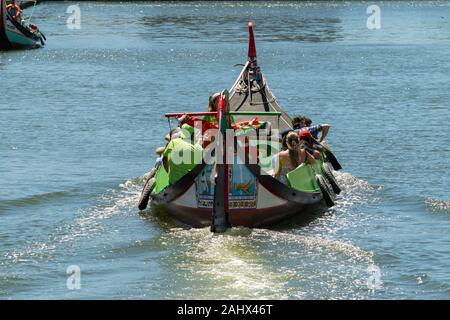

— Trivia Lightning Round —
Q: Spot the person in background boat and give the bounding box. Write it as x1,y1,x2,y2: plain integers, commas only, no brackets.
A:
273,131,316,184
6,0,22,22
162,124,203,185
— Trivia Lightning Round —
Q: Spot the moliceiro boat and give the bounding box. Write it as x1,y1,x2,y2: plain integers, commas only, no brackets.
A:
139,22,342,232
0,0,45,49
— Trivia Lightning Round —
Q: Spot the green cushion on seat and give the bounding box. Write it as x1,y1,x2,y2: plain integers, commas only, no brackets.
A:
152,165,170,194
286,163,320,192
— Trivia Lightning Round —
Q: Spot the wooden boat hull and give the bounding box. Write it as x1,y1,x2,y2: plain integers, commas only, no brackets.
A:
0,0,42,49
150,163,325,228
152,200,324,228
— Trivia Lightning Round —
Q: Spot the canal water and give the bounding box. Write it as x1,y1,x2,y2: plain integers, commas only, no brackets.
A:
0,1,449,299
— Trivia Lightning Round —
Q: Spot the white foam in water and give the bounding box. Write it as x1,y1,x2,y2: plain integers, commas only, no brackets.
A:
425,197,450,213
1,171,381,299
1,179,143,266
158,226,378,299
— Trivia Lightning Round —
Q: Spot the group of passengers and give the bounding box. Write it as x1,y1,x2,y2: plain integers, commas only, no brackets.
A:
6,0,23,21
156,89,331,187
6,0,42,35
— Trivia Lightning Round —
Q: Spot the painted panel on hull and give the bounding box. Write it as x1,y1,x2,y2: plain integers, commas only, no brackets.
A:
229,163,257,210
196,164,214,208
196,163,257,210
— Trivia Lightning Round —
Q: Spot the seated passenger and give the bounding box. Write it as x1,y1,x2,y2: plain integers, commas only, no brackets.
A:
164,128,181,142
299,130,323,160
292,115,305,130
273,131,316,184
282,116,331,143
177,92,221,133
301,117,331,143
162,124,203,185
280,115,304,146
207,92,221,113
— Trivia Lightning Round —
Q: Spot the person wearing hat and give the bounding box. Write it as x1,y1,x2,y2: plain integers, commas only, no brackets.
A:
299,130,323,160
162,124,203,185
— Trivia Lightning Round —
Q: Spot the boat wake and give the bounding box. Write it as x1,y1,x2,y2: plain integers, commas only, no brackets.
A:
0,171,382,299
0,191,72,213
1,179,142,267
157,226,376,299
149,171,382,299
425,197,450,214
295,170,383,234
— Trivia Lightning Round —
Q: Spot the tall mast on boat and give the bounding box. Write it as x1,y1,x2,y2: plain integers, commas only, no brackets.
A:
246,21,260,103
211,91,231,233
247,21,257,63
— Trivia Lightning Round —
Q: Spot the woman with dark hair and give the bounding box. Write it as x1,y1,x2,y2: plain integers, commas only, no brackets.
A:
273,131,315,184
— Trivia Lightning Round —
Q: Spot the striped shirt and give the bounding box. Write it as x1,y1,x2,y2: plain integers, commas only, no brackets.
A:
304,125,322,140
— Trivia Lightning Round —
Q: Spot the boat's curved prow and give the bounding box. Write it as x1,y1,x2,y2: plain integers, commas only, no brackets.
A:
229,22,293,131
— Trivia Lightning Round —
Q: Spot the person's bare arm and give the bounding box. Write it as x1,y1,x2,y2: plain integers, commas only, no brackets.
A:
305,151,316,165
319,124,330,142
273,153,282,178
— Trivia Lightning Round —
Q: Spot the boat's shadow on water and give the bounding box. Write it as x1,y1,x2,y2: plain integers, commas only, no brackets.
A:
0,46,41,52
270,203,330,231
139,205,184,230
